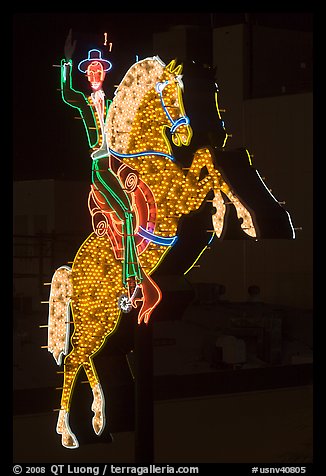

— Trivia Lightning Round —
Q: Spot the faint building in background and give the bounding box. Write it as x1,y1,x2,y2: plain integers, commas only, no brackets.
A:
13,180,91,314
153,22,312,309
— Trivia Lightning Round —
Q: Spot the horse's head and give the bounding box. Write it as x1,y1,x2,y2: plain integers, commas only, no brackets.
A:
157,59,193,147
106,56,193,155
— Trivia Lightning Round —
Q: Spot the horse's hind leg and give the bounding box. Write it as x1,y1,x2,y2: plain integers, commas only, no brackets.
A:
83,357,106,436
57,351,107,445
56,351,82,449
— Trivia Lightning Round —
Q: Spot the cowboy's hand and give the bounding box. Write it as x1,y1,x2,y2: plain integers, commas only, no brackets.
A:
64,28,77,60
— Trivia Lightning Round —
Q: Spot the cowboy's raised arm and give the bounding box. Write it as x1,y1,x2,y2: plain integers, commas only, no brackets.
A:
59,58,100,149
64,28,76,61
60,28,84,107
60,58,84,105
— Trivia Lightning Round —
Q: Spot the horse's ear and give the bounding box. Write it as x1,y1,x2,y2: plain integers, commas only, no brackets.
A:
166,59,177,72
172,64,183,75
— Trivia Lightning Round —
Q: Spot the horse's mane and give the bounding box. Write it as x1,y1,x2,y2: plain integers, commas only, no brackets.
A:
105,56,166,153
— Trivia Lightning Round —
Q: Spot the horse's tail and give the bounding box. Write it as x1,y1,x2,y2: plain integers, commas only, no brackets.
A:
47,265,73,366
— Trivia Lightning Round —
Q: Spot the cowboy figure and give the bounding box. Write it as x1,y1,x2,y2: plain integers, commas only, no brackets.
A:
60,37,143,309
61,47,112,156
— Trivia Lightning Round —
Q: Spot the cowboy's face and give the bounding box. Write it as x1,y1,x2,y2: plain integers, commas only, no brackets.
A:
87,61,105,91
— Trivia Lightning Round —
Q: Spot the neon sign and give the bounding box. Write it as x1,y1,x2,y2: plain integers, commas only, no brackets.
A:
46,47,294,449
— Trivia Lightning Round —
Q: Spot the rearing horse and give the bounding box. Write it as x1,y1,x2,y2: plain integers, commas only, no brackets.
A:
47,56,257,449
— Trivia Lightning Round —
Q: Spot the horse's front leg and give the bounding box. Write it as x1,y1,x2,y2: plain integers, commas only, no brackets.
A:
178,148,215,211
182,148,257,238
177,148,227,237
218,184,257,238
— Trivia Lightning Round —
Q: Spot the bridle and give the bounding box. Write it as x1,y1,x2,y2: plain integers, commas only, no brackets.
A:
155,80,190,134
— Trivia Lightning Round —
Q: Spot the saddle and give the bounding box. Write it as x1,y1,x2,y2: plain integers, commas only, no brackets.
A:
88,154,157,260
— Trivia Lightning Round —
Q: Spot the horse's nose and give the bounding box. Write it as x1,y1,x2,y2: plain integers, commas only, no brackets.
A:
172,124,193,146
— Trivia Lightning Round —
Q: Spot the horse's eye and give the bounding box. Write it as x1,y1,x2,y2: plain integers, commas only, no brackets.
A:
155,81,168,94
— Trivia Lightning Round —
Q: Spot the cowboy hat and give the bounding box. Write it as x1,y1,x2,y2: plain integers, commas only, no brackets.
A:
78,49,112,73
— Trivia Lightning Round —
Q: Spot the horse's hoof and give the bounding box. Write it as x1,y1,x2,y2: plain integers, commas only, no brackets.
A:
56,409,79,449
91,383,106,436
61,432,79,449
92,414,105,436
